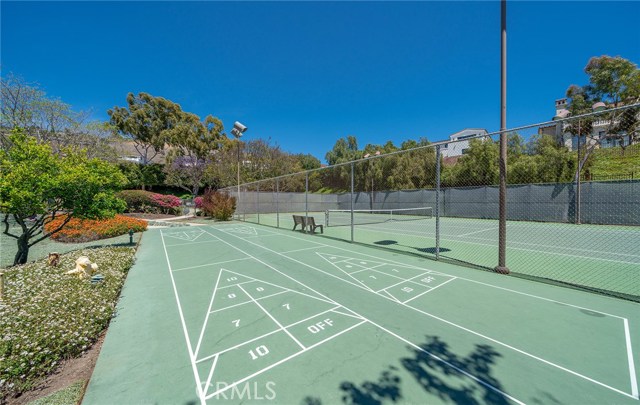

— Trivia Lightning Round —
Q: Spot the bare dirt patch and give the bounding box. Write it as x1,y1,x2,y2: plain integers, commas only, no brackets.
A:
6,334,105,405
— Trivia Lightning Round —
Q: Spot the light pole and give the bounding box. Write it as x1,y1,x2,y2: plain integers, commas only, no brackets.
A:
231,121,247,215
363,151,380,210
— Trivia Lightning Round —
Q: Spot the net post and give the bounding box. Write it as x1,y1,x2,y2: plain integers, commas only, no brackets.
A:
494,0,510,275
350,162,354,243
435,145,441,260
276,178,280,228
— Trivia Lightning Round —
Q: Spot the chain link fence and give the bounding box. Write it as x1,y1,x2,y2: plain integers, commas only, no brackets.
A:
225,103,640,301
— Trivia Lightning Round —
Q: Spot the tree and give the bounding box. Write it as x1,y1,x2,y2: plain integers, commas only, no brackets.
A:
0,129,127,266
108,92,182,165
1,73,89,148
164,113,225,196
563,56,640,180
446,138,499,186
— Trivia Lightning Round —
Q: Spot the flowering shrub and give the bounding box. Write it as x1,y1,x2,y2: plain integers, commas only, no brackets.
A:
116,190,182,214
149,193,182,214
194,196,203,209
0,247,135,399
45,215,147,243
202,189,236,221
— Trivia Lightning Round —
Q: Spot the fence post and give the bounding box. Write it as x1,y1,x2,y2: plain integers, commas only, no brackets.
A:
576,120,582,225
256,183,260,224
305,172,309,226
435,145,441,260
351,162,355,243
276,179,280,228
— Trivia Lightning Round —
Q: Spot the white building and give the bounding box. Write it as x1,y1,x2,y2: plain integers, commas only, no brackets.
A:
544,98,632,151
440,128,489,158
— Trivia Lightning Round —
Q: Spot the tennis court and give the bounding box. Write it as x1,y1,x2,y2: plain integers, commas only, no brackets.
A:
83,221,639,404
246,210,640,299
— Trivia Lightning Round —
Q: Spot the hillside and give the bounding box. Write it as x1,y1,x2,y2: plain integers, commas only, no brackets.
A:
588,143,640,179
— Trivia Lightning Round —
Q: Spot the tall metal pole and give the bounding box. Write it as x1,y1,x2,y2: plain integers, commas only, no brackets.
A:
350,162,355,243
576,120,582,225
495,0,510,274
305,172,309,230
435,145,441,260
276,179,280,228
256,183,260,224
237,140,241,218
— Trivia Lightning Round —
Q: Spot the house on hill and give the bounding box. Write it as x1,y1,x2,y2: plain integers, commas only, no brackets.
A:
440,128,488,158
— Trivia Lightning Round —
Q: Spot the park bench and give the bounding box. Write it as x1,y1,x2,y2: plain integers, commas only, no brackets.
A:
292,215,323,234
305,216,323,234
292,215,306,231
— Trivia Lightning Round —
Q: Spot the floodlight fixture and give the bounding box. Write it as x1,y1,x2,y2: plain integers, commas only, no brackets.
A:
231,121,248,139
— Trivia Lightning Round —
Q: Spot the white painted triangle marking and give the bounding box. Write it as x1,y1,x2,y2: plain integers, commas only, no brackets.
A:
316,253,375,292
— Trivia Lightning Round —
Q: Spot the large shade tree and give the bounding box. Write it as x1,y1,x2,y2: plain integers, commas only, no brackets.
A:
0,129,127,266
563,56,640,180
108,92,182,165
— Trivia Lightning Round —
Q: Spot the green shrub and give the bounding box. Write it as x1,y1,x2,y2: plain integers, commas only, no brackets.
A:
202,189,236,221
116,190,154,212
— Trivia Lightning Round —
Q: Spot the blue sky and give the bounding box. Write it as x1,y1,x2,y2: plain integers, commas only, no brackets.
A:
2,1,639,163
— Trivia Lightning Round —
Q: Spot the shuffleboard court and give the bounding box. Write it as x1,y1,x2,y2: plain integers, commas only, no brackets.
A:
83,221,640,404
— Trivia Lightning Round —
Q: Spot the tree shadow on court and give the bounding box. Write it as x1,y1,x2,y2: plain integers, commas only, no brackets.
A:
302,335,509,405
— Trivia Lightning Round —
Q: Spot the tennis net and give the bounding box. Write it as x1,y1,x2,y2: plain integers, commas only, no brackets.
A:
325,207,433,227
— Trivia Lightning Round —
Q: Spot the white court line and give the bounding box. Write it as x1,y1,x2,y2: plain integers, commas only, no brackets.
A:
363,318,526,405
624,319,640,399
203,354,219,398
456,227,499,237
379,289,401,303
204,320,367,400
221,268,336,305
191,231,205,242
195,271,223,357
402,297,638,400
377,272,433,293
281,246,326,254
210,290,288,314
160,231,206,405
330,308,365,320
222,225,638,400
239,284,306,350
248,225,629,319
207,226,527,404
241,233,282,239
358,223,640,263
317,256,376,292
403,277,457,304
197,305,342,363
172,257,251,272
165,239,222,248
216,280,255,290
347,262,387,275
